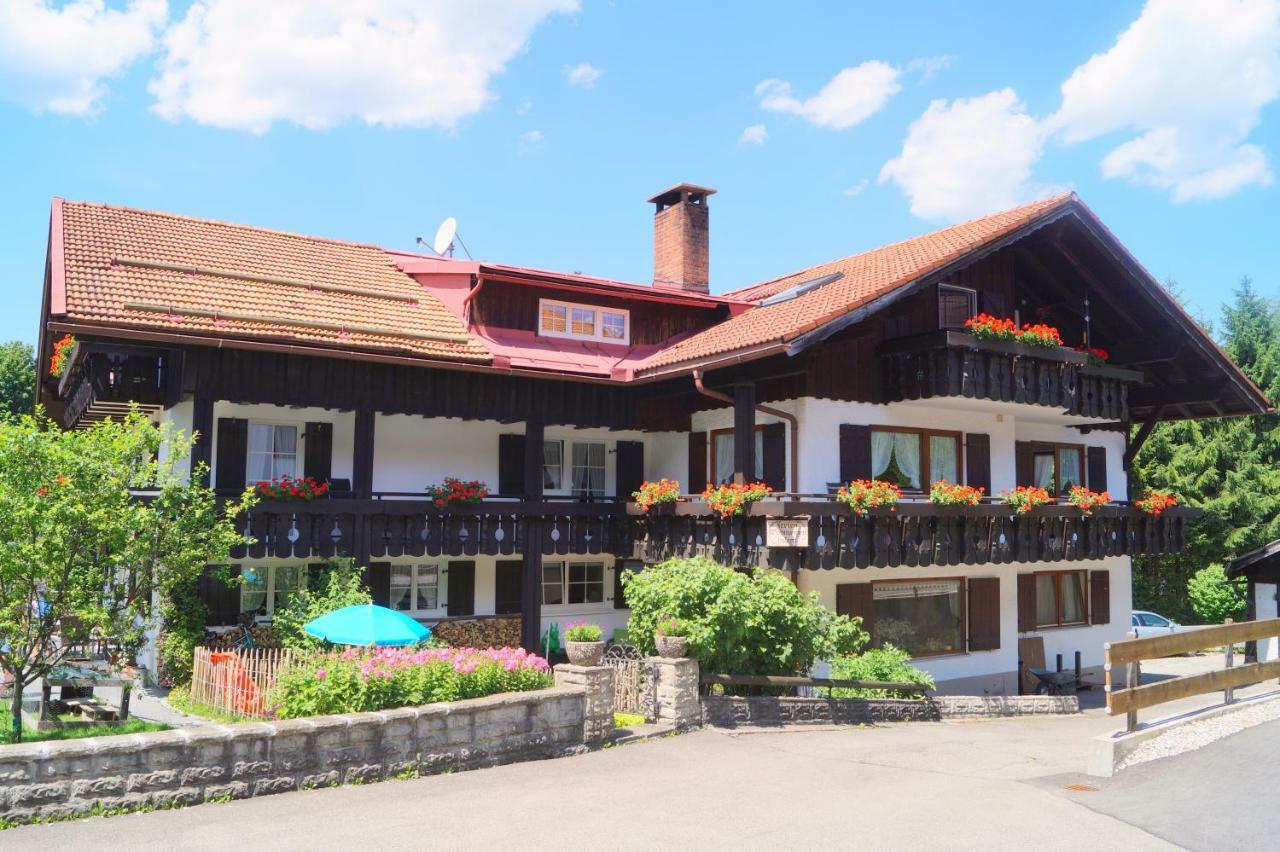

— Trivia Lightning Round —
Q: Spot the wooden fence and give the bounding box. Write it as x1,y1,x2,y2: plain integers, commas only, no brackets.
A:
1105,618,1280,732
189,647,295,720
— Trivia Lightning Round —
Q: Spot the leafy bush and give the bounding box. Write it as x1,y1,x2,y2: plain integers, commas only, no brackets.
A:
828,645,935,698
271,560,372,651
655,615,689,637
156,572,210,687
622,557,867,676
268,646,552,719
1186,563,1246,624
563,622,603,642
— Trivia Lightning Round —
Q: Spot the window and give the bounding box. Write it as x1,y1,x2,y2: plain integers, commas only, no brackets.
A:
1031,443,1085,496
538,298,630,344
542,440,564,491
247,423,298,482
239,565,305,617
390,564,441,613
1035,571,1087,628
542,561,605,606
710,428,765,485
871,428,962,491
938,284,978,330
571,442,606,497
872,579,964,656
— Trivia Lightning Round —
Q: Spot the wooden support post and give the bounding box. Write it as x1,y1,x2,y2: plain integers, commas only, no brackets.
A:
190,394,214,487
1224,617,1235,705
733,379,756,485
352,408,376,499
1127,658,1140,733
520,413,545,654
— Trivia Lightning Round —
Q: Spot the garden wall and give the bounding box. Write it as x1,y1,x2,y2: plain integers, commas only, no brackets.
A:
701,693,1078,727
0,685,590,823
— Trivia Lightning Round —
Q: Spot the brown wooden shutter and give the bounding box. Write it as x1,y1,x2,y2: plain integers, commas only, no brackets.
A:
1017,573,1037,632
614,560,643,610
836,582,875,641
1090,570,1111,625
761,422,786,492
967,577,1001,651
304,422,333,484
199,566,241,626
494,559,523,615
1015,441,1035,488
839,424,872,483
498,434,525,497
965,433,991,494
215,417,248,492
1087,446,1108,493
446,560,476,616
615,441,645,500
688,431,708,491
366,562,391,608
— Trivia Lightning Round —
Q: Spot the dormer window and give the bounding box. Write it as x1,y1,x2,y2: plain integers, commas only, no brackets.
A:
938,284,978,331
539,298,630,344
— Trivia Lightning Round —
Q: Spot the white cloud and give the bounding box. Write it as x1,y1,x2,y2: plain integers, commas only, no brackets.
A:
756,61,901,129
1047,0,1280,201
906,55,954,82
0,0,167,115
516,96,533,116
842,178,869,197
564,61,601,88
738,123,767,145
879,89,1048,221
520,129,544,144
150,0,578,132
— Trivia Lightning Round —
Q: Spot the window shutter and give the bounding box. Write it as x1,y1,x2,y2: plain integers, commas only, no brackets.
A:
614,560,643,610
838,424,872,483
215,417,248,492
615,441,645,500
688,431,708,491
1017,573,1037,632
498,434,526,497
1015,441,1034,488
967,577,1001,651
367,562,391,608
761,422,786,492
494,559,523,615
447,560,476,617
304,422,333,484
965,433,992,494
199,566,241,627
1090,570,1111,625
1087,446,1108,493
836,582,874,639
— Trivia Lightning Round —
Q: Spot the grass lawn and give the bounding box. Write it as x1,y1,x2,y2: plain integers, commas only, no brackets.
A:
165,685,246,724
4,717,169,745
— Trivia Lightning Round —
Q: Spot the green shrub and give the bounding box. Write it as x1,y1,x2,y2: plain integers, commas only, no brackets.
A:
271,560,372,651
268,646,552,719
563,622,603,642
828,645,935,698
622,557,867,676
156,572,211,687
1186,563,1247,624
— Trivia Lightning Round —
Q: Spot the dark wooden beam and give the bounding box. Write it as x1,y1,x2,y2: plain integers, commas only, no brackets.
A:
733,379,756,484
1124,404,1166,496
190,395,213,487
352,408,375,499
521,412,545,653
1130,382,1225,409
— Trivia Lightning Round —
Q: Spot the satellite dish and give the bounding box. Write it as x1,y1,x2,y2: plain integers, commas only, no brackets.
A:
432,217,458,256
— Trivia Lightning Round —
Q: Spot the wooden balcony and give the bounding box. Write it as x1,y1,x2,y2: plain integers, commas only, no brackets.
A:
627,497,1198,571
59,346,170,428
880,331,1144,421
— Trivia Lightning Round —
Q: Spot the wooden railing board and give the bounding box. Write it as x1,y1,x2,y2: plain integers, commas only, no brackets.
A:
1107,659,1280,715
1105,618,1280,665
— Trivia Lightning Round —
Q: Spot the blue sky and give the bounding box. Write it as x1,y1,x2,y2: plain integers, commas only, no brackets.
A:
1,0,1278,346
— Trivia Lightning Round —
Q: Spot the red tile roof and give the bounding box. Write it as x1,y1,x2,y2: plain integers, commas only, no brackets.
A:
637,194,1075,372
54,199,493,364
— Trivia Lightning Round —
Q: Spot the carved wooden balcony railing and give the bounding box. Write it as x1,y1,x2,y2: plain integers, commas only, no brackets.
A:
59,346,169,428
880,331,1143,421
628,498,1198,571
227,496,632,561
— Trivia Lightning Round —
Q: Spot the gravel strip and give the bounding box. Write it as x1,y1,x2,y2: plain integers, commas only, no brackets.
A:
1118,694,1280,771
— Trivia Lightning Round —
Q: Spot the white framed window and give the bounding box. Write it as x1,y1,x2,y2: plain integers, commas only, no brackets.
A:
543,440,564,491
542,561,605,606
538,298,630,345
239,565,306,617
938,284,978,331
247,423,299,482
542,562,565,606
390,564,442,614
571,442,606,497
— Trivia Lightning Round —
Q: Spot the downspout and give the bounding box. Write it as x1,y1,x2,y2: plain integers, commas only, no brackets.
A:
692,369,799,493
461,273,484,325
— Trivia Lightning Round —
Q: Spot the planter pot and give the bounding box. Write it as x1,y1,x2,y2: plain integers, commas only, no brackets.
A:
654,635,689,658
565,640,605,667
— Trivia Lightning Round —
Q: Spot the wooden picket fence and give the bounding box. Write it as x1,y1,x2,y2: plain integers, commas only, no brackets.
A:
189,646,295,720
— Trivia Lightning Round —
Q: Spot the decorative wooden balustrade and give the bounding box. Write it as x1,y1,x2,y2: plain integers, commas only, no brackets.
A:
60,347,169,428
629,500,1197,571
880,331,1142,421
228,497,632,561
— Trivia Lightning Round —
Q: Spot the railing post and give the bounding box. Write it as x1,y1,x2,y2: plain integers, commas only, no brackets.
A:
1126,628,1139,733
1224,617,1235,705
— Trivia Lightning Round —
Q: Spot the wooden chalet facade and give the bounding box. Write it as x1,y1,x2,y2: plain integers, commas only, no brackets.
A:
36,188,1269,692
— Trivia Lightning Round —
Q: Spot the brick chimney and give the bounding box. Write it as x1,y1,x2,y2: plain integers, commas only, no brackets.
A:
649,183,715,293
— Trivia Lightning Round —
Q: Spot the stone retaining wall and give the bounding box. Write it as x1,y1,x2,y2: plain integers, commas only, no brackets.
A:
702,693,1078,728
0,685,589,823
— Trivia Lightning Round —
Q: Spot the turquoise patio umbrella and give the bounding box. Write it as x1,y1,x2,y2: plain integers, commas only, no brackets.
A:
303,604,431,647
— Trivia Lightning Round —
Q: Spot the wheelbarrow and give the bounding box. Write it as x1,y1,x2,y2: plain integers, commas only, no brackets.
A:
1027,668,1080,696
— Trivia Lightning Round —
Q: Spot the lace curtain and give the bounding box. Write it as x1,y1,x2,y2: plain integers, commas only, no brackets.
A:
872,431,922,489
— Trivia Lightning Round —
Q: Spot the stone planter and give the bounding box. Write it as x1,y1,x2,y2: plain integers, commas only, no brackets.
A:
565,640,605,667
654,635,689,658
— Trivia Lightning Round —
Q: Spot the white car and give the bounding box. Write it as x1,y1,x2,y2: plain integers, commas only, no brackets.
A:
1130,610,1193,638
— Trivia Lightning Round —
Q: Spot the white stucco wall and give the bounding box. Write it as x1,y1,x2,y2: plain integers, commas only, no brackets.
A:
208,402,355,486
1256,582,1278,662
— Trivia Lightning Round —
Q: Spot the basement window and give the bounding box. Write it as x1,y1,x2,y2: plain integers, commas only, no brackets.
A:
538,298,630,345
